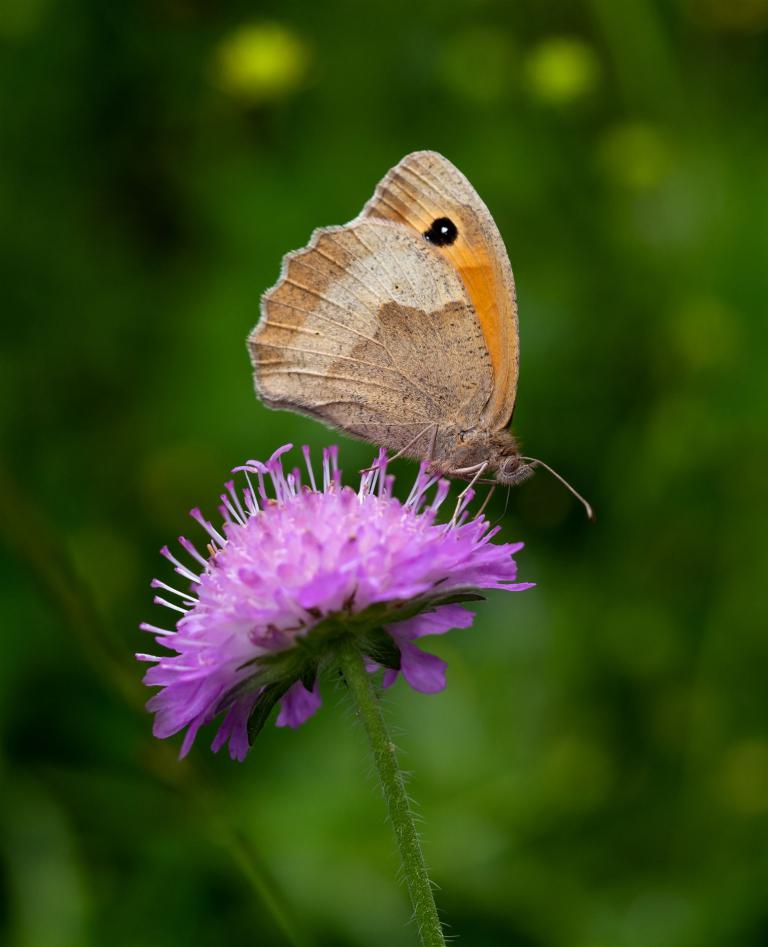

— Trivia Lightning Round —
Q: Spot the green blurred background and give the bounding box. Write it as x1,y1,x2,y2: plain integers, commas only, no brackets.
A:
2,1,767,944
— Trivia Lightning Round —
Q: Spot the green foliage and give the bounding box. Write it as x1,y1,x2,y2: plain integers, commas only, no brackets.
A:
1,1,767,944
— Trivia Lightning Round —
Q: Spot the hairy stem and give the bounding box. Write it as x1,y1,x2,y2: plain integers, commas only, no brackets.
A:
338,638,446,947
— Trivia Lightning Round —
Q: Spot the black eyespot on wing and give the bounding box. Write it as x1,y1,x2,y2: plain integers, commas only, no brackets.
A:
423,217,458,247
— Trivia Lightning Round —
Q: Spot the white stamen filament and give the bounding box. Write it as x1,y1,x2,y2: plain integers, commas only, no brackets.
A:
179,536,209,568
242,472,259,515
190,509,227,547
154,595,189,614
302,445,318,492
226,481,247,521
322,449,331,491
221,493,245,526
139,622,175,636
151,579,198,603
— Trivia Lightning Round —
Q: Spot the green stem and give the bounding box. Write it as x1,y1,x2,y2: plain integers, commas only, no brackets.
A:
338,638,446,947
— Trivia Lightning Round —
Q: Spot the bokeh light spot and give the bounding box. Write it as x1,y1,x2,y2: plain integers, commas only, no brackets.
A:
524,36,600,105
212,22,309,105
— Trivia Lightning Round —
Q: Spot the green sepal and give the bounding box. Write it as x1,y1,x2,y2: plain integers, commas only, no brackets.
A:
359,626,401,670
220,647,306,711
300,662,318,691
430,591,486,605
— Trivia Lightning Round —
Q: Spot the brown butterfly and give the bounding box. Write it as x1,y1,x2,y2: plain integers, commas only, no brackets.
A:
248,151,592,517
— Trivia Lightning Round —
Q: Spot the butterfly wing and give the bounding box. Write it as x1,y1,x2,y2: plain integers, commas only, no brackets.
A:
249,218,494,462
362,150,519,430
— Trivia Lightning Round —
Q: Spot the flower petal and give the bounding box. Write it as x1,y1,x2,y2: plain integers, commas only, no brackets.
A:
296,571,351,612
399,641,448,694
211,692,259,761
382,667,399,689
388,603,475,641
179,708,211,758
276,679,322,728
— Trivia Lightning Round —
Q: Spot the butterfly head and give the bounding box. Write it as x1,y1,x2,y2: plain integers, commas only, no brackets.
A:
495,454,536,487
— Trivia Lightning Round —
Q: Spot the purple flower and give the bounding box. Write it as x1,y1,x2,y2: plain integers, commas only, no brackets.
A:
138,445,533,760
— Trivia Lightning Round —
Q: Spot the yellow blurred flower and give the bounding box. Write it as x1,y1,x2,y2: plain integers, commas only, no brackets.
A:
525,36,600,105
212,22,309,104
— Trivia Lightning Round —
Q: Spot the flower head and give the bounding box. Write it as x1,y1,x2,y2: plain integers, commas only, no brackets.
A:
138,445,533,760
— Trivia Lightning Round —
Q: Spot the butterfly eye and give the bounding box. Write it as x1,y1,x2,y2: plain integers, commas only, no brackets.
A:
423,217,458,247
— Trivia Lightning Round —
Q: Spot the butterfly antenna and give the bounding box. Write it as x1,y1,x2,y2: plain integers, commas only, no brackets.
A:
521,457,595,521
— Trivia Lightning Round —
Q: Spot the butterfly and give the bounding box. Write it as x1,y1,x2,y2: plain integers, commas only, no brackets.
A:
248,150,592,517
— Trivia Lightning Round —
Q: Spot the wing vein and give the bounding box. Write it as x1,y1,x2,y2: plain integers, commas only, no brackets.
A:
276,279,370,326
350,226,418,302
372,190,412,223
295,252,390,327
257,367,402,393
254,341,411,379
397,164,454,209
312,239,395,312
264,306,385,348
390,169,444,222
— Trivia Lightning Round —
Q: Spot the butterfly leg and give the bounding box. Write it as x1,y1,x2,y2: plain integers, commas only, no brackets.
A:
360,423,436,473
475,483,496,520
450,462,488,524
450,462,488,482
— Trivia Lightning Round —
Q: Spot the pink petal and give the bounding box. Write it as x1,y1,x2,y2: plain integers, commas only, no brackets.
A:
381,667,399,689
296,571,351,611
399,641,448,694
211,693,259,761
276,679,322,728
388,603,475,641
